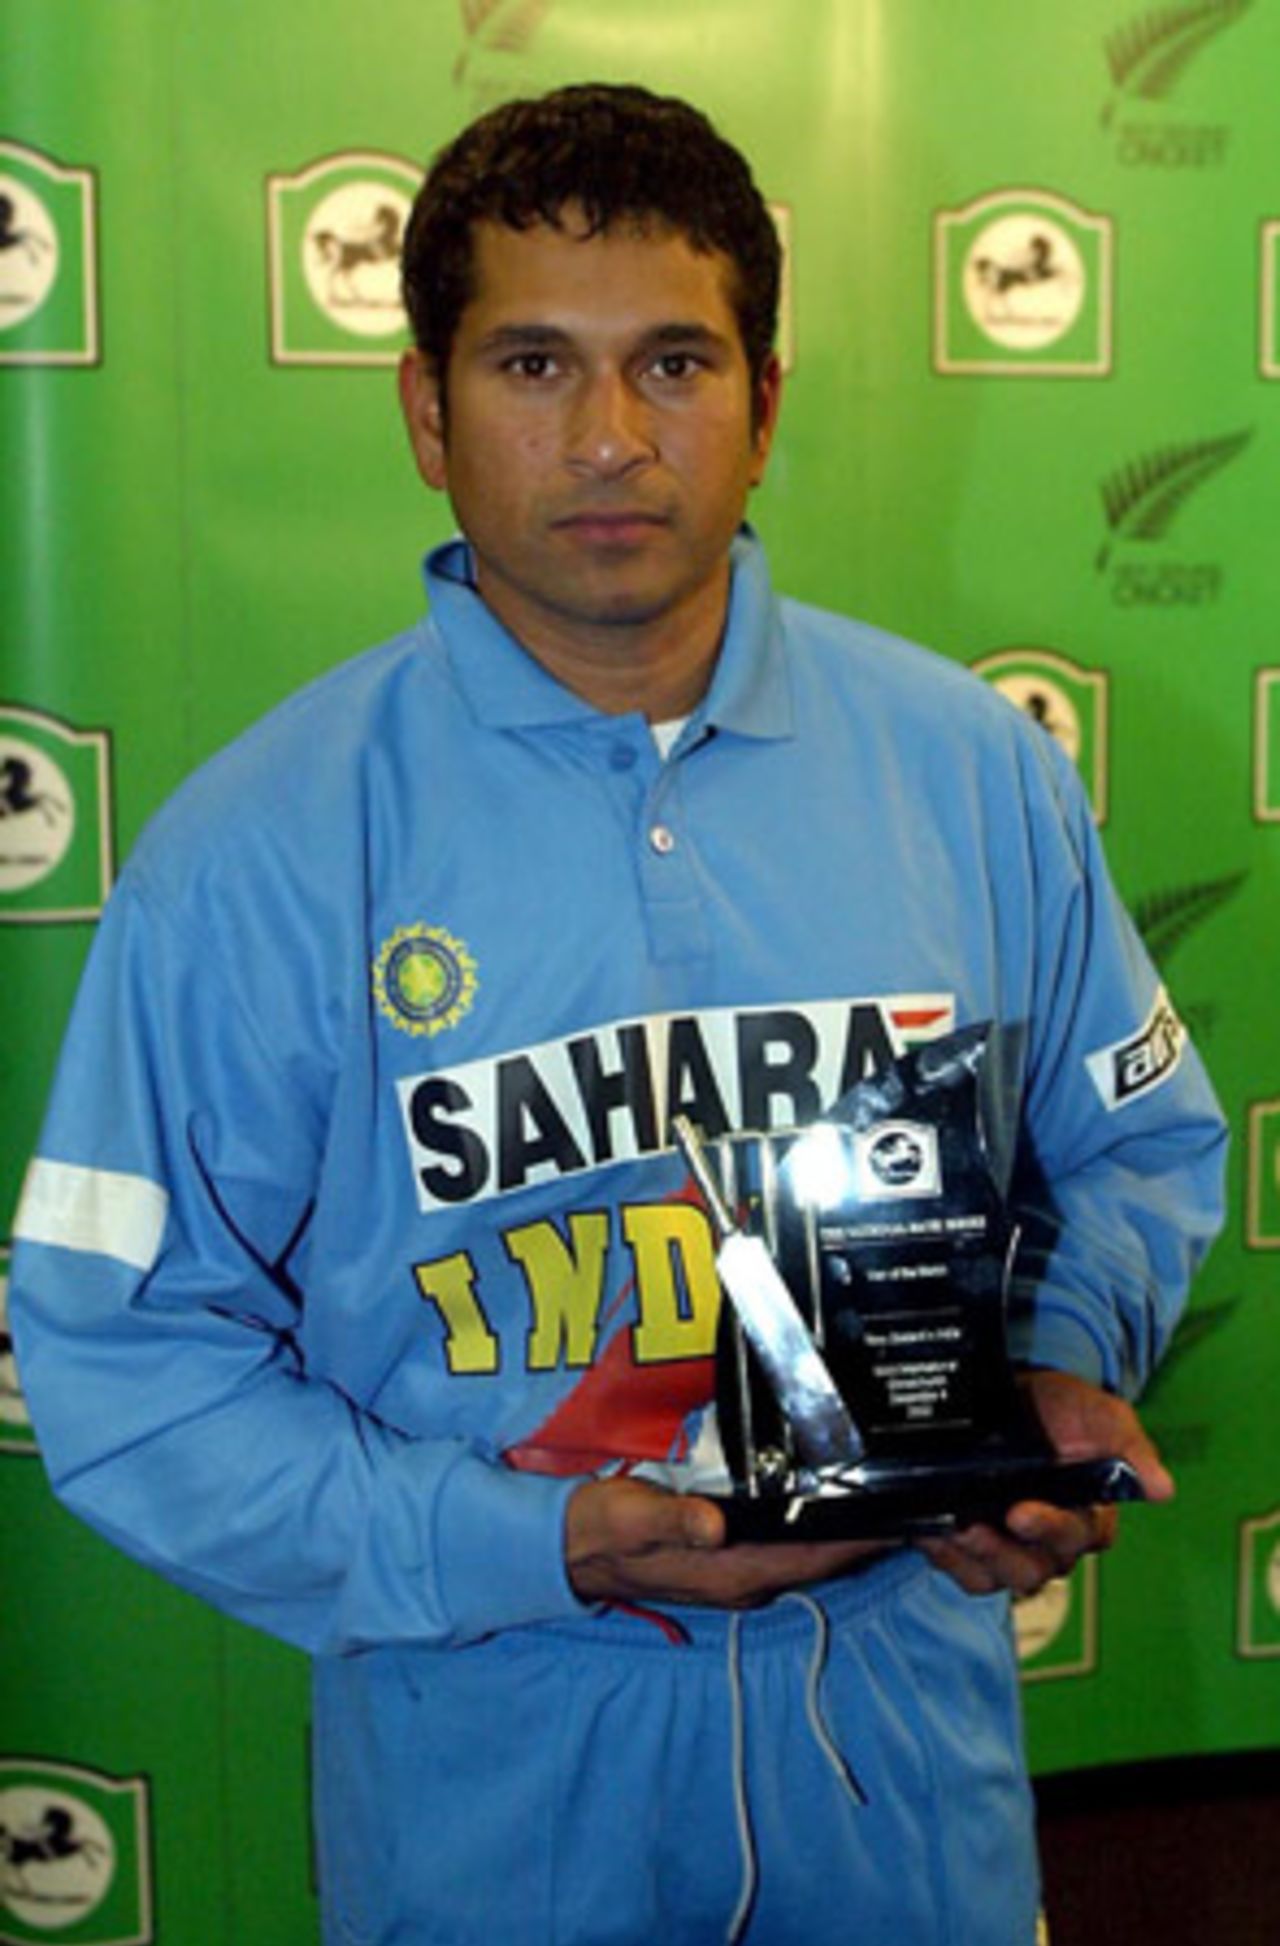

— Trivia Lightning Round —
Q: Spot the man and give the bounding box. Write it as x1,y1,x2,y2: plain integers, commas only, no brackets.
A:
11,84,1225,1945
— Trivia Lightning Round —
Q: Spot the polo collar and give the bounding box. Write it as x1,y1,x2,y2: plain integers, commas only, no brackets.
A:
421,525,793,741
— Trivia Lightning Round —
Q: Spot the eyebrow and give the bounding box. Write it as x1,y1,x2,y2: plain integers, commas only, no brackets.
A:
472,321,733,355
474,325,575,353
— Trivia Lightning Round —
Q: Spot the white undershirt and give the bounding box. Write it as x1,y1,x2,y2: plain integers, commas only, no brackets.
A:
650,717,688,760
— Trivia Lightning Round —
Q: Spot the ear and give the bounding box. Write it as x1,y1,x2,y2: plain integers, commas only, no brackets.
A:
748,352,783,488
398,349,448,491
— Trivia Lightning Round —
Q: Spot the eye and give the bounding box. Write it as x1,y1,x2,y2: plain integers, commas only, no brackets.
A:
503,351,560,380
649,351,701,381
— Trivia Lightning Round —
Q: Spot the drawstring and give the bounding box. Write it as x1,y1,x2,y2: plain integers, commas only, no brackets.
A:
725,1612,757,1945
724,1592,869,1945
787,1592,870,1811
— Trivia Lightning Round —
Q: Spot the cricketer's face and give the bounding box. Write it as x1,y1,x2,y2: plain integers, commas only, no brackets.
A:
399,211,779,672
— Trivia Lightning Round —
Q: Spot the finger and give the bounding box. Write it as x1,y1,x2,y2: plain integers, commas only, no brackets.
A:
922,1518,1090,1598
607,1482,725,1554
674,1494,727,1551
1004,1500,1118,1569
917,1535,1005,1597
1113,1424,1175,1503
565,1478,724,1573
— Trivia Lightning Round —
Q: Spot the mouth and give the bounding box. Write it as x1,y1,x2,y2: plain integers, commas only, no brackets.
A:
551,511,670,546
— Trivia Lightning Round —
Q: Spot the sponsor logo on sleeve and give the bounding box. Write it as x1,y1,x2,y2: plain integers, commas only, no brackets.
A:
0,140,98,367
267,153,421,366
1085,988,1187,1110
1015,1557,1100,1680
934,189,1113,377
971,647,1110,823
1237,1509,1280,1657
0,1760,152,1945
0,707,113,923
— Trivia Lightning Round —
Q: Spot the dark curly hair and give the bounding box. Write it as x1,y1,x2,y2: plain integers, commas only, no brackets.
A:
401,84,780,399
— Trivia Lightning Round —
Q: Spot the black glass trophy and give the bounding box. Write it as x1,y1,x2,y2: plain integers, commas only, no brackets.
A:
673,1024,1142,1540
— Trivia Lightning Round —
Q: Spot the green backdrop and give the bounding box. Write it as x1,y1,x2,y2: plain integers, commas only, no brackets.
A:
3,3,1276,1940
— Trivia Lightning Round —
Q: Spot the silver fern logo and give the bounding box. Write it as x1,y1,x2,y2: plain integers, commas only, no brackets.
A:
1102,1,1253,164
1138,1295,1239,1477
1130,872,1244,1051
1130,871,1246,965
454,0,552,102
1096,428,1252,604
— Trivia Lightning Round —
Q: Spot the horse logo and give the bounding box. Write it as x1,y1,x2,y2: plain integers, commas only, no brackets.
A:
0,737,75,897
935,189,1112,376
302,188,409,331
0,708,112,923
964,214,1085,351
0,1764,151,1943
0,180,58,329
268,153,421,366
0,142,97,366
971,648,1111,825
0,1258,35,1450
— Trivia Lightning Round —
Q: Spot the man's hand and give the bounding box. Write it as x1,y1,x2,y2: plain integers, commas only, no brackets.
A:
566,1474,890,1610
917,1368,1174,1598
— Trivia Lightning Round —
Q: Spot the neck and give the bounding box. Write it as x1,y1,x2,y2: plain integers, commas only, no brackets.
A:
474,558,731,722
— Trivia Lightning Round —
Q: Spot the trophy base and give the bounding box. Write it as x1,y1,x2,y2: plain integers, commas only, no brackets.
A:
711,1453,1144,1543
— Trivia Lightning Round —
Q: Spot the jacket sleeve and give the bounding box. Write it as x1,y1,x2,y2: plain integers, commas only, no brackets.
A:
9,872,585,1656
1002,725,1228,1399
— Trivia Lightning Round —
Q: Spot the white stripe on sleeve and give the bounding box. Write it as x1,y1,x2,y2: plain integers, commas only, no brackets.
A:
14,1159,169,1273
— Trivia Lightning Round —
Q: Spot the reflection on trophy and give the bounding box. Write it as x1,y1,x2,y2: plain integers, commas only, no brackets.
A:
674,1025,1142,1541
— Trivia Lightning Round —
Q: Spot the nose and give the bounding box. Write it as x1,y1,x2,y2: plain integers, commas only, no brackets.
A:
565,369,656,479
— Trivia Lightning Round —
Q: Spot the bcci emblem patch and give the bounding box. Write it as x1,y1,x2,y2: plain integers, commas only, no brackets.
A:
267,152,421,366
0,1760,152,1945
934,188,1113,376
373,924,478,1038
